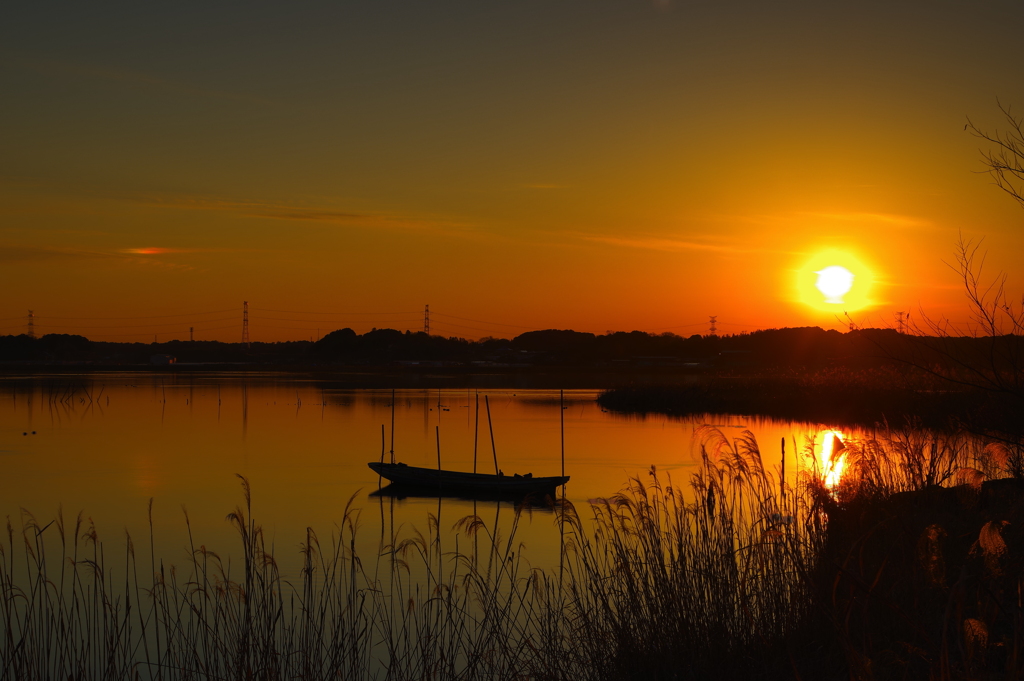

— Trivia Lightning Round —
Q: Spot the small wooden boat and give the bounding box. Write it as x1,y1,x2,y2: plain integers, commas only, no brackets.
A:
368,461,569,494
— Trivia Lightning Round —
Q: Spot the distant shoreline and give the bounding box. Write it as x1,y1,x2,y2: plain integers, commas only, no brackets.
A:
598,377,1005,434
0,365,998,433
0,364,707,390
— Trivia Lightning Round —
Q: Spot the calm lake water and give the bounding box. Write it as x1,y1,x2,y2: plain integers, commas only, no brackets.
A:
0,373,859,576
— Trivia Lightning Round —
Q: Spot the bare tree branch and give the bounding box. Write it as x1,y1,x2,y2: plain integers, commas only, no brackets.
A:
966,101,1024,209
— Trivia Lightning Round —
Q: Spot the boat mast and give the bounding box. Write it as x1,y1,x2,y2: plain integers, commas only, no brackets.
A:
436,425,442,471
389,388,396,464
485,395,499,475
378,423,385,486
560,389,565,478
473,391,479,474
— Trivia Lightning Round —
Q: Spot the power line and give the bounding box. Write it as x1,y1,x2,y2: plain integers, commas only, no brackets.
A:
251,307,417,316
255,323,342,332
32,316,237,330
430,319,521,336
250,315,421,324
258,323,415,331
0,303,772,342
641,321,707,331
435,312,718,335
33,308,239,320
84,322,242,338
430,311,541,329
249,319,420,331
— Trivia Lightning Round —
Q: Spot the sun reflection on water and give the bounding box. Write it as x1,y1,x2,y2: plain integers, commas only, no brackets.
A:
820,430,847,489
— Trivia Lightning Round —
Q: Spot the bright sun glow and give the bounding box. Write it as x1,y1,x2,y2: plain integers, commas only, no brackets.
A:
820,430,847,489
815,266,854,303
795,249,875,313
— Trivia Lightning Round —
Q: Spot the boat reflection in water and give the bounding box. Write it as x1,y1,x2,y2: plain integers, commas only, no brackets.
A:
369,482,562,509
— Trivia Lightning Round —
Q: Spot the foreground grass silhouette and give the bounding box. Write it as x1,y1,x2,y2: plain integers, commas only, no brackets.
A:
2,426,1021,680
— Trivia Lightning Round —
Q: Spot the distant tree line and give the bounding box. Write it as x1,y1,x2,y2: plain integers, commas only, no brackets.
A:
1,325,1012,370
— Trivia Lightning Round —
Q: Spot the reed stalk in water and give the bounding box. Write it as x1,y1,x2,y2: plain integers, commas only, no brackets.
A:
0,424,1019,680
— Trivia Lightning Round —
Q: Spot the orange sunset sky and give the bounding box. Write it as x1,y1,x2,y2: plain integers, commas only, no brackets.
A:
2,1,1024,342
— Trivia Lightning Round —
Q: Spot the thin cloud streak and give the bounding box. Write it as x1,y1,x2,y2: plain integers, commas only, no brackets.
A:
708,210,934,230
132,194,478,235
581,234,793,255
121,247,201,255
798,211,934,229
0,245,204,270
3,180,491,242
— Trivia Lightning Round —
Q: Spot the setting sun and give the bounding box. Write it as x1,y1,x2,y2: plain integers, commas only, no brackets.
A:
815,266,855,303
795,250,876,314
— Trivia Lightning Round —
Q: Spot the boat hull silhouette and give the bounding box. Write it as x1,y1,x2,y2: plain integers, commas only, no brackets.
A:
368,462,568,494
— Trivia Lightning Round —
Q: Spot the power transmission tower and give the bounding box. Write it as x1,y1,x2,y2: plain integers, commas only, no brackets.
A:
190,326,194,342
424,304,430,335
708,316,717,336
27,310,35,339
242,301,250,347
895,311,908,335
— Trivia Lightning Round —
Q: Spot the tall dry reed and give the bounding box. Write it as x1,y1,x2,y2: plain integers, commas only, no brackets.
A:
0,474,563,681
553,426,827,680
1,424,1018,680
